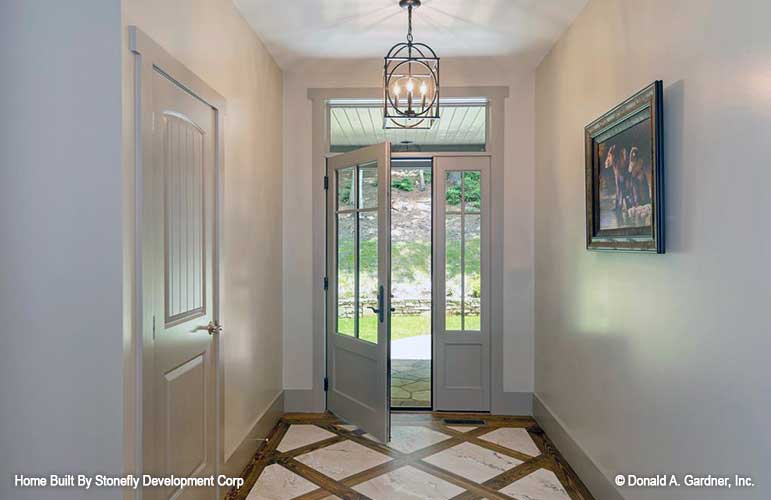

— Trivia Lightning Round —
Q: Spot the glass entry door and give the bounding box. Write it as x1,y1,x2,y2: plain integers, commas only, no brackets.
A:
433,156,491,410
326,143,391,442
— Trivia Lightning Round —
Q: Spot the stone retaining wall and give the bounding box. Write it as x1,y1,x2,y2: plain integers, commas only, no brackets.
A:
337,298,480,318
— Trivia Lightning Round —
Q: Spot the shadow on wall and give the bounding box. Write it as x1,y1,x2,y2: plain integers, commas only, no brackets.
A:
663,80,685,253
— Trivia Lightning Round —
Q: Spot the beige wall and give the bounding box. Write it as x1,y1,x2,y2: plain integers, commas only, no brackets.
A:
282,57,535,398
124,0,284,461
534,0,771,498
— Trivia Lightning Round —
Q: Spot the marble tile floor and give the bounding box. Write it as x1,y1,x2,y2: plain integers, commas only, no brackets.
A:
229,412,594,500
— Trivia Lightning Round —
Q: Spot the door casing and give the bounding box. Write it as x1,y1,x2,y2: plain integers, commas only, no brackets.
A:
129,26,227,498
311,87,508,415
325,152,494,413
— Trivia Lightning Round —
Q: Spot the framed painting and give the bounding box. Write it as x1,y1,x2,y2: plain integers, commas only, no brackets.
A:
585,81,664,252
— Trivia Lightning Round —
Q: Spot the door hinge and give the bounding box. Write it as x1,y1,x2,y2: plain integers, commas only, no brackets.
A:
323,175,329,190
323,276,328,290
323,377,329,392
152,315,156,341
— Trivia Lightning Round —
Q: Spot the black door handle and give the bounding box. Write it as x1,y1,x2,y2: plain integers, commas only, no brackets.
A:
367,286,393,323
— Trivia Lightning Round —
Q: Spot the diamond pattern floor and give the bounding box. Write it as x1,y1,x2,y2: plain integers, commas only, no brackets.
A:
229,412,595,500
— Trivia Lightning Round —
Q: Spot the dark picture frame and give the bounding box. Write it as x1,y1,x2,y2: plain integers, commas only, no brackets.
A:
585,81,664,253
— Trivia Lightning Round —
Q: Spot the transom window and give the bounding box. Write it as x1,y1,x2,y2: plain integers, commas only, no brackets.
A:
329,98,488,153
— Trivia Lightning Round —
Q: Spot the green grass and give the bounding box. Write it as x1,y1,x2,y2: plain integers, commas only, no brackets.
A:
337,312,481,344
445,314,481,331
340,239,480,287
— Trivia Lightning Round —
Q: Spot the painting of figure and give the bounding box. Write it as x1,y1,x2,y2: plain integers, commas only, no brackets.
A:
584,81,664,253
597,118,653,230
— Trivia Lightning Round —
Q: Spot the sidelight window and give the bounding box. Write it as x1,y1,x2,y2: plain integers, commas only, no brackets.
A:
444,171,481,332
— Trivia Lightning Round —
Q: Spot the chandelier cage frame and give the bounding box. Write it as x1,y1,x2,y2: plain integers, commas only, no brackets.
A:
383,0,440,129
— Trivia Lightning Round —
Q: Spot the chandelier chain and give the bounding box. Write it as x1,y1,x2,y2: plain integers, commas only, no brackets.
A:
407,5,413,43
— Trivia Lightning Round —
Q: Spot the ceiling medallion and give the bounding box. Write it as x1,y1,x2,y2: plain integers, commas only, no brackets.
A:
383,0,440,129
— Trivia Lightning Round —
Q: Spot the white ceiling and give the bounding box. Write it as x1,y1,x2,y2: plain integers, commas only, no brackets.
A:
234,0,588,69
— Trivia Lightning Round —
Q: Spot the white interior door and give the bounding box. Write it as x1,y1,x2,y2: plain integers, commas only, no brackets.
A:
326,143,391,442
433,157,491,411
143,65,219,500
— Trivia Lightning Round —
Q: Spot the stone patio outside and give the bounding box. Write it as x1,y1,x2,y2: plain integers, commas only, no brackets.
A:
391,359,430,408
390,333,431,408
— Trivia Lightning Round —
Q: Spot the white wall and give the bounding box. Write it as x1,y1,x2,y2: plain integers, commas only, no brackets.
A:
124,0,284,461
282,56,535,398
0,1,124,499
534,0,771,499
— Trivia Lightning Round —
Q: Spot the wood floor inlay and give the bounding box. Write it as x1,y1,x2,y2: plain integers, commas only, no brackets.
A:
227,412,595,500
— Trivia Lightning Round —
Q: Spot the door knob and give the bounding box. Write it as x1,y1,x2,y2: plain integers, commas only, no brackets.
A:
207,321,223,335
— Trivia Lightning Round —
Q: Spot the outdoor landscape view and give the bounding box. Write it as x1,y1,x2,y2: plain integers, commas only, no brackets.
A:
336,162,482,407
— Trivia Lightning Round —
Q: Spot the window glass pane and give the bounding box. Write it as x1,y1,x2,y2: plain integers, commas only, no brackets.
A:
358,211,379,343
329,101,487,153
337,212,355,337
337,167,355,210
464,213,481,331
462,171,482,212
445,171,462,213
358,163,378,210
445,214,463,330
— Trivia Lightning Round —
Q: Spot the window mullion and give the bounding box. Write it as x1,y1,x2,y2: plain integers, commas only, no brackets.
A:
354,166,360,339
460,173,465,332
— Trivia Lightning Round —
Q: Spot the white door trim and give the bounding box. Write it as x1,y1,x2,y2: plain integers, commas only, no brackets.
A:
128,26,226,499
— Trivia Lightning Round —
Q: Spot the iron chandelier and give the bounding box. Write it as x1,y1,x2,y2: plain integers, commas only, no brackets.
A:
383,0,440,129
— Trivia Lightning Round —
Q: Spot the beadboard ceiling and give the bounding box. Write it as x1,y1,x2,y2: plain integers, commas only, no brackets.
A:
329,101,486,149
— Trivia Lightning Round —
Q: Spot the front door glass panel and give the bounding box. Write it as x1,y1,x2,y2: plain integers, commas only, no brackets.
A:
336,162,380,344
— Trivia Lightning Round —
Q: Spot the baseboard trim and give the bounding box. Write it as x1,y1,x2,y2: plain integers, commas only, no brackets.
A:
533,394,624,500
222,391,284,479
493,391,533,415
284,389,320,412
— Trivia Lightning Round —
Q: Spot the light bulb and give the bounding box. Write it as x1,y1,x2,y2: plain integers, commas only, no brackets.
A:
393,83,400,96
420,82,428,96
406,79,414,93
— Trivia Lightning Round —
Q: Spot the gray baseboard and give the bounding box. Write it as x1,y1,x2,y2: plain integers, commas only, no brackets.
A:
492,391,533,415
284,389,320,412
533,394,624,500
222,391,284,479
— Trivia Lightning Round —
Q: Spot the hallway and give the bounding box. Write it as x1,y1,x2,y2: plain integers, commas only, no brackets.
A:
5,1,771,500
231,413,591,500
